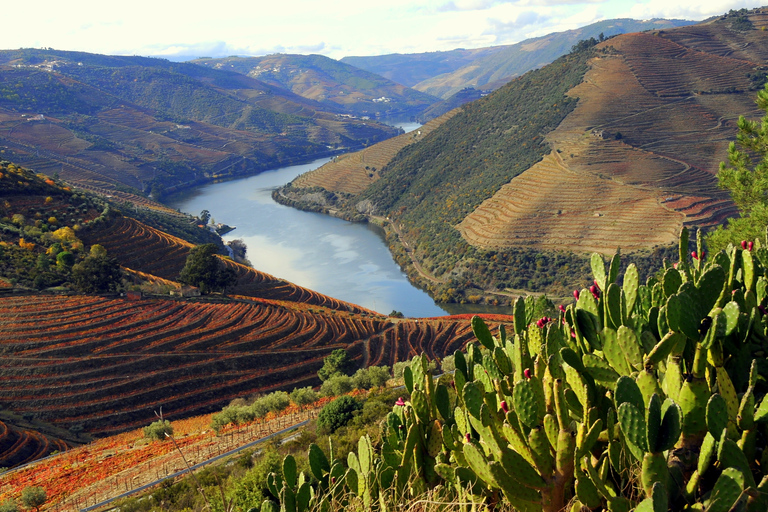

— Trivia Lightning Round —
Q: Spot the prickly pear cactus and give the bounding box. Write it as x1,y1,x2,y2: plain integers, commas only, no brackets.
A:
265,227,768,512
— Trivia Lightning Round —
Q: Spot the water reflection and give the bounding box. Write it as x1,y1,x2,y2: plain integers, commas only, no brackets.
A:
167,158,449,317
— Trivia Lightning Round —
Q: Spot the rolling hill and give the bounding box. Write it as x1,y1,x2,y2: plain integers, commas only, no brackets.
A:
0,49,400,205
192,54,439,119
278,8,768,302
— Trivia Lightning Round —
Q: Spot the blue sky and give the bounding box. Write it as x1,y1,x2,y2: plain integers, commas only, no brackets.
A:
2,0,764,60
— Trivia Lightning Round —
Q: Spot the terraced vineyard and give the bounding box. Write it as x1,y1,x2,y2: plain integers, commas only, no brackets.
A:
79,215,370,313
0,420,71,468
365,319,477,368
291,111,459,195
458,13,767,255
457,152,684,254
0,294,478,445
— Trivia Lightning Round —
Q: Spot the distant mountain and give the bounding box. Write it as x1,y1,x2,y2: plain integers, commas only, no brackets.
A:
341,47,503,88
345,18,696,99
279,8,768,302
192,54,439,119
0,48,400,201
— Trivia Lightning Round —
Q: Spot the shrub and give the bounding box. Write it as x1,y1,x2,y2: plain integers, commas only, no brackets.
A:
317,395,362,434
229,448,281,512
251,391,291,418
211,406,239,433
392,361,409,379
440,355,456,372
320,374,354,397
0,500,18,512
351,366,391,389
20,487,46,512
289,386,318,407
143,419,173,441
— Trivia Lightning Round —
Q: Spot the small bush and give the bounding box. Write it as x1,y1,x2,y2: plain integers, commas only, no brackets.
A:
440,355,456,372
317,395,362,434
392,361,409,379
0,499,18,512
351,366,391,390
290,386,318,407
143,419,173,441
320,375,354,397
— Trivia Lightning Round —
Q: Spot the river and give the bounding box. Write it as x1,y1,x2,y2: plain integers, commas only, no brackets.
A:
167,125,451,317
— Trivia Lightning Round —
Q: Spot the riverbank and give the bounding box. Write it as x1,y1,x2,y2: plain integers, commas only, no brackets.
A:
166,158,449,317
272,183,546,307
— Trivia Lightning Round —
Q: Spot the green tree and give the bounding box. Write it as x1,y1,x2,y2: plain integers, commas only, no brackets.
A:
178,244,237,294
709,83,768,251
320,374,353,396
199,209,211,225
317,348,356,381
351,366,391,389
289,386,318,407
55,251,74,269
71,253,122,293
316,395,362,434
143,419,174,441
20,487,45,512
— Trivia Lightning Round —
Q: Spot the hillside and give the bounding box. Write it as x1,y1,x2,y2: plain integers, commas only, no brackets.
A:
278,8,768,303
0,163,480,470
341,47,503,88
192,54,439,118
278,110,459,208
0,49,400,204
344,18,695,99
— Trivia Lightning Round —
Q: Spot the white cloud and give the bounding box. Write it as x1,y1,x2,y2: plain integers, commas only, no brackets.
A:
626,0,764,20
0,0,764,60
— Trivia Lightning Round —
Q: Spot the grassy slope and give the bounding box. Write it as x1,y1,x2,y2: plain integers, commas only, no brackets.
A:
356,49,594,299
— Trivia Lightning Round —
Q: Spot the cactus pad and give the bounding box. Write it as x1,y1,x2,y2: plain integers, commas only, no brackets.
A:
618,402,648,461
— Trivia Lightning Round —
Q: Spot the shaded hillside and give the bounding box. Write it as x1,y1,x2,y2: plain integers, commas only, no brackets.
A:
0,419,73,469
341,47,503,88
412,18,695,98
193,54,439,118
0,49,399,203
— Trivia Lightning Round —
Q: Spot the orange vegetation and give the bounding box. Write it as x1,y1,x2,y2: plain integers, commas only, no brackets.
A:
0,396,341,511
0,293,477,442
